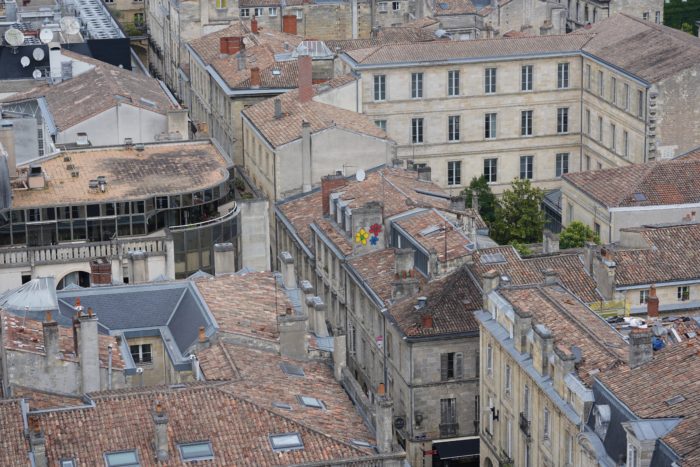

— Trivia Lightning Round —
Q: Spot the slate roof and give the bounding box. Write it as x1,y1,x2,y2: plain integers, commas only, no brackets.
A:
0,399,27,466
597,340,700,464
387,266,481,337
605,224,700,287
1,56,176,131
31,382,376,466
563,159,700,208
500,285,627,386
469,246,601,303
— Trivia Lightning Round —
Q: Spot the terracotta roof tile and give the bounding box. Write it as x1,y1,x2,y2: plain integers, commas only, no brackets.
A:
0,399,27,466
394,209,472,262
10,386,86,411
277,190,323,255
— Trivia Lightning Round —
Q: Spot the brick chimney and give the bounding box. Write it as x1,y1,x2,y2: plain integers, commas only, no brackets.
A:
391,249,419,300
647,285,659,319
321,173,347,216
251,16,259,34
421,313,433,329
152,400,169,462
220,36,243,55
29,416,47,467
90,257,112,286
298,54,313,103
78,307,100,393
629,327,653,368
250,66,261,88
42,311,59,361
282,15,297,34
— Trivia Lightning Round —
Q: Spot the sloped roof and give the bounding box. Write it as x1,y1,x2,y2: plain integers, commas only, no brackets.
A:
394,209,473,262
0,399,27,465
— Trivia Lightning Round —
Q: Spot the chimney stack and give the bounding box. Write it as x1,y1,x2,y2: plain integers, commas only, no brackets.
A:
629,327,653,368
42,311,59,361
647,285,660,319
421,313,433,329
298,54,313,103
220,36,243,55
128,251,149,284
481,269,500,294
542,268,558,285
152,400,169,462
351,201,385,251
321,173,347,215
78,308,100,393
282,15,297,34
48,42,62,83
0,120,17,178
391,249,419,300
214,242,236,275
250,66,261,88
29,416,47,467
90,257,112,286
375,395,394,454
278,312,308,360
279,251,297,289
416,166,431,181
251,16,259,33
274,98,283,119
237,50,247,71
301,120,312,192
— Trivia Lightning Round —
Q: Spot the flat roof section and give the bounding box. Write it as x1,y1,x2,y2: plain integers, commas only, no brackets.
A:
11,142,230,208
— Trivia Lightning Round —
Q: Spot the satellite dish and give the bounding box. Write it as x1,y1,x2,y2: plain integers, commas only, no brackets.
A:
356,168,366,182
39,28,53,44
32,47,45,61
4,28,25,47
20,56,30,67
32,69,42,79
60,16,81,35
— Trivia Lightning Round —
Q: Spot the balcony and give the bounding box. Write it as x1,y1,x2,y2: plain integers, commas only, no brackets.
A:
439,422,459,438
519,412,531,439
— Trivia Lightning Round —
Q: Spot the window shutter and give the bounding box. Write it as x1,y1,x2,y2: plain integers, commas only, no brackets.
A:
454,352,464,379
440,353,449,381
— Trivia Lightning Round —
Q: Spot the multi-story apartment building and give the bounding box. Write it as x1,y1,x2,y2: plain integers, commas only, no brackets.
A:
475,276,628,467
337,14,700,193
565,0,663,30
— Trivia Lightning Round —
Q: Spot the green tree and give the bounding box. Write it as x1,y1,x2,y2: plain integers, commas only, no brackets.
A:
508,240,533,256
559,221,600,249
463,176,497,225
681,22,695,34
491,179,545,245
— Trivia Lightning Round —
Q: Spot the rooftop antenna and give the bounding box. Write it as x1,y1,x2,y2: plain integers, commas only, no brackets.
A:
4,28,25,53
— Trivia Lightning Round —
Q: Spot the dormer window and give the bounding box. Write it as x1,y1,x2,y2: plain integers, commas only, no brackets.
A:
593,404,611,440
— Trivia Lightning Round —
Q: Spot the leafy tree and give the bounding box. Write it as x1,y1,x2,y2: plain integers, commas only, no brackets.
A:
559,221,600,249
491,179,545,245
681,22,695,34
508,240,533,256
462,176,497,225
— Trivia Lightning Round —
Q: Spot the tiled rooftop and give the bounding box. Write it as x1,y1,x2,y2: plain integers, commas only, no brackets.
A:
32,382,375,466
563,159,700,208
11,386,86,410
469,246,601,303
606,224,700,287
0,399,27,466
0,311,125,369
2,53,176,131
346,248,424,304
277,189,323,255
500,285,627,386
11,141,229,208
598,340,700,465
394,209,473,262
193,272,293,341
433,0,490,16
198,342,375,446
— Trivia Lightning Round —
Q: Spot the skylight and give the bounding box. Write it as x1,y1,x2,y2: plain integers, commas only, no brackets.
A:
633,192,647,202
298,395,325,409
280,362,305,377
273,402,292,410
269,433,304,452
480,252,507,264
178,441,214,462
419,225,443,236
139,97,157,108
104,450,140,467
665,395,686,406
350,439,373,448
60,460,76,467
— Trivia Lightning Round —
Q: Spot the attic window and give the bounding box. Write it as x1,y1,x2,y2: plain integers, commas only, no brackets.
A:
480,252,507,264
633,192,647,202
665,395,686,406
178,441,214,462
273,402,292,410
298,395,325,409
104,450,140,467
269,432,304,452
280,362,305,377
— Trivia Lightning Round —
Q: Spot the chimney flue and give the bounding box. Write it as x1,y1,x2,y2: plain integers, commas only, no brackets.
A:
152,400,169,462
298,54,313,103
250,66,261,89
251,16,259,33
629,327,653,368
42,311,59,360
647,285,660,319
78,309,100,393
274,98,283,119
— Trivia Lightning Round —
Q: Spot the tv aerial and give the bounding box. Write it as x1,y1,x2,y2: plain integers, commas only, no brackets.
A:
4,28,25,53
60,16,81,36
32,47,45,61
39,28,54,44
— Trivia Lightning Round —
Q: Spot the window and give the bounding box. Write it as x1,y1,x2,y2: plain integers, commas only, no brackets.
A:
254,7,264,16
411,118,424,143
556,153,569,177
411,72,423,99
565,431,574,464
521,65,533,91
298,395,325,409
597,162,603,170
447,161,461,186
640,289,649,304
486,344,493,375
134,12,144,24
441,398,457,425
506,418,513,458
485,113,497,139
557,108,569,134
373,75,386,101
448,70,460,96
487,396,494,434
638,90,644,118
610,76,617,103
585,155,591,170
543,407,550,440
130,344,152,364
598,116,603,141
179,442,214,462
623,130,629,158
655,11,661,24
567,202,574,223
623,83,630,110
104,451,140,467
643,11,649,21
240,7,249,16
448,115,460,141
505,364,512,395
520,155,533,180
269,7,277,15
374,120,387,131
484,67,497,94
280,362,305,377
440,352,464,381
521,110,533,136
627,443,639,467
598,70,604,96
585,64,591,90
557,63,570,89
392,0,400,10
585,108,591,134
594,222,600,237
295,9,303,19
60,461,76,467
269,433,303,452
678,286,690,301
523,384,530,418
610,123,616,151
484,158,498,183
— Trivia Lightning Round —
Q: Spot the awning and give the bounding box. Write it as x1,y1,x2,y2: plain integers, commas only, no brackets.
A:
434,437,479,460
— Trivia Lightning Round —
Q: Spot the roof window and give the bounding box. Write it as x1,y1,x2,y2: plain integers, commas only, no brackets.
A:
269,433,304,452
633,192,647,202
178,441,214,462
60,460,77,467
273,401,293,410
280,362,305,377
298,395,325,409
480,252,507,264
665,395,686,406
104,450,140,467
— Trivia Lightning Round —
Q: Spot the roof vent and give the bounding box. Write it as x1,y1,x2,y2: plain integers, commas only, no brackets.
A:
124,137,133,148
76,132,89,146
97,175,107,193
135,144,145,152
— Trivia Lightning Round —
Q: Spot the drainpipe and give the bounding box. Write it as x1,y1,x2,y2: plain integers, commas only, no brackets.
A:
381,307,387,390
107,344,113,390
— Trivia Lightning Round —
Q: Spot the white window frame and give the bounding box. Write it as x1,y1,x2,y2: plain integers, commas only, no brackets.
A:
254,7,264,16
240,8,250,17
557,107,569,134
556,153,569,178
448,115,460,142
557,63,570,89
268,7,277,16
521,64,533,91
484,67,496,94
521,110,533,136
448,70,460,96
447,160,461,186
484,158,498,183
485,113,497,139
373,75,386,101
